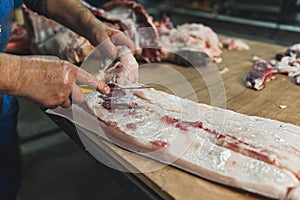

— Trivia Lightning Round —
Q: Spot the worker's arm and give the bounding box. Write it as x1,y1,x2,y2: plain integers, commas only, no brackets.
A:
23,0,135,56
0,53,110,108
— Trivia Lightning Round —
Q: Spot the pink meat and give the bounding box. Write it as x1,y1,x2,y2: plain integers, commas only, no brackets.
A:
6,22,30,52
23,1,221,65
245,43,300,90
221,38,250,51
244,57,278,90
86,86,300,199
274,44,300,85
96,46,139,84
24,8,93,63
287,185,300,200
99,0,163,62
160,24,222,58
99,2,222,60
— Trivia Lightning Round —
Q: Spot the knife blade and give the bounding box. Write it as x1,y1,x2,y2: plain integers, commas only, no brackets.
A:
162,50,211,67
112,86,154,90
80,85,154,94
176,50,211,67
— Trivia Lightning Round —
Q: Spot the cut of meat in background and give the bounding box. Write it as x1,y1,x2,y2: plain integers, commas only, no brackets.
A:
221,38,250,51
244,44,300,90
244,56,277,90
275,44,300,85
6,22,30,53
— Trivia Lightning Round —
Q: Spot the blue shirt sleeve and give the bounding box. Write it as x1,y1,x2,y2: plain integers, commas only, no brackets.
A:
0,1,18,122
0,0,14,52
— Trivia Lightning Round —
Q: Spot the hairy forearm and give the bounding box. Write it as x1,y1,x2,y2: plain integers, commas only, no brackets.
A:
23,0,134,57
0,53,109,108
24,0,106,46
0,53,55,97
0,53,22,95
47,0,107,46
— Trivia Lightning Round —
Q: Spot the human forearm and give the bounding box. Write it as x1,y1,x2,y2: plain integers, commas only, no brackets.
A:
23,0,107,46
48,0,106,46
0,53,109,108
23,0,134,55
0,53,22,95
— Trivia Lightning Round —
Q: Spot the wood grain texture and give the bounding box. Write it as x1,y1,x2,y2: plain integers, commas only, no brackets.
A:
82,37,299,199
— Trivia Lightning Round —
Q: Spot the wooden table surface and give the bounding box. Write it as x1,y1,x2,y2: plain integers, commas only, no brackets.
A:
80,37,300,200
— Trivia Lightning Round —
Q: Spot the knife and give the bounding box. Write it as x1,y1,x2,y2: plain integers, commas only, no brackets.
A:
162,50,211,67
80,85,153,94
112,86,154,90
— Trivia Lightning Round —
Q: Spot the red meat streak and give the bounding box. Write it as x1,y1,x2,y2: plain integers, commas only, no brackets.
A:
98,95,274,164
149,140,168,148
160,115,275,165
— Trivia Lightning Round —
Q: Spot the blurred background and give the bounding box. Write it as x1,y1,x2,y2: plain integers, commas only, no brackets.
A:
140,0,300,45
12,0,300,199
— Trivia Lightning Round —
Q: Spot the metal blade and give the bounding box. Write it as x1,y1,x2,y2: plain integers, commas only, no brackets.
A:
112,86,154,90
80,85,154,94
173,50,211,67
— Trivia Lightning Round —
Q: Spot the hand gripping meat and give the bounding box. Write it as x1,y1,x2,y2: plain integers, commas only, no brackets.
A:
0,53,109,108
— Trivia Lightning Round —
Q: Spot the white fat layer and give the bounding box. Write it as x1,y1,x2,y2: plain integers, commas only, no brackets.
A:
86,87,300,199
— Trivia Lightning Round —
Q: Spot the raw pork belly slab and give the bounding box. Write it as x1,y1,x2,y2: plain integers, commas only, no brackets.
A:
86,85,300,200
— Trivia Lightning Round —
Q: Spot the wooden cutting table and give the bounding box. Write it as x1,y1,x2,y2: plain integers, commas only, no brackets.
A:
52,36,300,200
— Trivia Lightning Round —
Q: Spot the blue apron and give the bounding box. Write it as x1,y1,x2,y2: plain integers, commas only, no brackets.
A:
0,0,21,199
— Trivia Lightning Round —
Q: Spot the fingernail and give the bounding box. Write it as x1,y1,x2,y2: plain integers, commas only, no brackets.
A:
103,85,110,94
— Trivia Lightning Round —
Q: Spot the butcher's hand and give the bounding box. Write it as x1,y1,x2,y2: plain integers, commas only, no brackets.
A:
24,0,135,57
0,53,110,109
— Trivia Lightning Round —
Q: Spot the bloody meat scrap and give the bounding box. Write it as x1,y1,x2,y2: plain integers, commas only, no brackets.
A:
244,57,278,90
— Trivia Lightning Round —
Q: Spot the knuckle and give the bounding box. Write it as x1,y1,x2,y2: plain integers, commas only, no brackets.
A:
63,82,74,92
52,92,65,103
